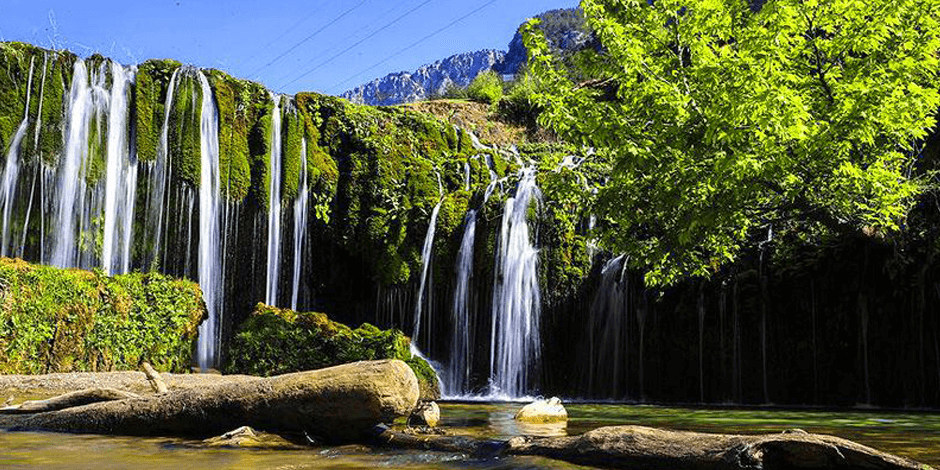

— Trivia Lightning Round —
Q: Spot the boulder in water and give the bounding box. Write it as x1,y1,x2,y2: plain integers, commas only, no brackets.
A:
408,401,440,427
514,397,567,423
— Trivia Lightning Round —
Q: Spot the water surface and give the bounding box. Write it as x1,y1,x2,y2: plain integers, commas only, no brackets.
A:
1,403,937,469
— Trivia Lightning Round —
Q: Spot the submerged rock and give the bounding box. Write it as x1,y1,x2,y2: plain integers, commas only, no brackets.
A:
514,397,567,423
408,401,440,427
202,426,303,449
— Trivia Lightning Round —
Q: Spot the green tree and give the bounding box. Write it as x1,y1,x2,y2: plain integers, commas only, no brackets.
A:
526,0,940,285
467,70,504,105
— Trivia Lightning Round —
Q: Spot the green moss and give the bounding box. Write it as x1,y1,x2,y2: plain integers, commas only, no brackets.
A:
281,103,303,200
135,59,181,163
36,52,74,164
248,95,275,210
0,257,205,374
0,42,45,157
225,303,440,398
167,72,202,187
206,70,258,202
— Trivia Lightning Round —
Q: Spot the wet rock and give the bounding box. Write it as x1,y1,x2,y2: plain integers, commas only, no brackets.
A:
202,426,302,449
408,401,440,427
514,397,567,423
507,425,931,470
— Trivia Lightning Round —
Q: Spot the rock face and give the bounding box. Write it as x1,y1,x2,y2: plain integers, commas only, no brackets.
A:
514,397,567,423
0,360,420,443
342,50,506,106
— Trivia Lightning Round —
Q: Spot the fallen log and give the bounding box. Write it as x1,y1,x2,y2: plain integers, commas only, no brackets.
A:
0,359,418,443
373,425,931,470
0,388,139,414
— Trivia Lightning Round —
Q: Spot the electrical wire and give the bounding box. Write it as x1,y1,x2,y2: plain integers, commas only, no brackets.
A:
328,0,502,95
277,0,435,91
246,0,370,80
237,0,335,70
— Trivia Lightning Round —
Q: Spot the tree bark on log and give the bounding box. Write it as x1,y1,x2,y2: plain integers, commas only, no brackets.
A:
373,425,931,470
0,388,139,414
141,362,168,394
0,360,418,443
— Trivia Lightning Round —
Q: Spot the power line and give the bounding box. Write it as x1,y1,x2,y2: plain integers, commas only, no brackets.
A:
277,0,434,91
328,0,502,95
268,1,406,87
246,0,369,80
237,0,335,70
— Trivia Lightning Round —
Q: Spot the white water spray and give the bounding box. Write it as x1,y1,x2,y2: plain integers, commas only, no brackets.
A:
0,56,35,256
265,95,283,306
290,137,309,311
196,71,222,370
489,168,541,397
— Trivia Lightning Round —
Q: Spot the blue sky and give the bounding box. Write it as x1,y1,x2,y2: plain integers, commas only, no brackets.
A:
0,0,578,96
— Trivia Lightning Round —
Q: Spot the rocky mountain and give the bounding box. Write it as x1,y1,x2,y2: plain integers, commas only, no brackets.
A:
342,8,591,106
341,50,505,106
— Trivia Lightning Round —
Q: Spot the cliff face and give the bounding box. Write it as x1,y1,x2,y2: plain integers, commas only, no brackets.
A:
341,50,506,106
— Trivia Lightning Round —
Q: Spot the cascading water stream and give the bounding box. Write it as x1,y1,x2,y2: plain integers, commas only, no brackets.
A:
145,68,182,271
101,63,136,275
290,137,309,311
489,167,541,398
445,209,476,396
586,254,628,398
0,56,35,257
49,59,107,268
413,199,443,344
265,94,283,306
196,71,223,370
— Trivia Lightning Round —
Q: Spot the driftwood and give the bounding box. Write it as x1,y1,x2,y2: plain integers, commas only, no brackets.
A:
0,388,139,414
0,360,419,442
373,425,931,470
141,362,168,394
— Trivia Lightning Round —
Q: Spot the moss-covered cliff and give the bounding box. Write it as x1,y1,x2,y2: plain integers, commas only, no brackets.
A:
0,258,205,374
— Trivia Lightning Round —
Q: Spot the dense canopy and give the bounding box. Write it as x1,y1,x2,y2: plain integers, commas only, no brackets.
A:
527,0,940,284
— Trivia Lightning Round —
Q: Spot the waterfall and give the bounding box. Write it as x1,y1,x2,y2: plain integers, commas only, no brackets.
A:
290,137,309,311
489,168,541,398
196,71,222,370
145,68,181,271
265,94,283,306
49,59,107,268
413,198,443,344
101,63,136,275
585,254,628,398
0,56,35,257
446,209,476,396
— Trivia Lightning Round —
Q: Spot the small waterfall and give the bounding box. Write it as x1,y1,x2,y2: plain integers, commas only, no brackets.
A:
0,56,35,256
101,63,136,275
489,168,541,398
196,71,222,370
446,209,476,396
290,137,309,311
585,254,628,398
49,59,106,268
265,94,283,306
413,198,443,344
145,68,182,271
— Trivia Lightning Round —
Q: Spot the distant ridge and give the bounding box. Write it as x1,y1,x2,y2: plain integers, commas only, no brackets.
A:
341,7,591,106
